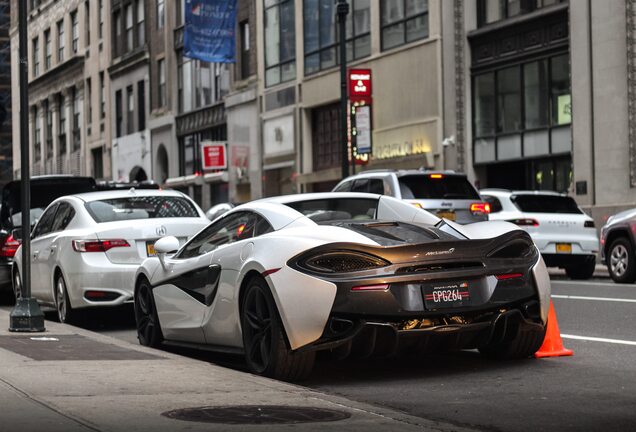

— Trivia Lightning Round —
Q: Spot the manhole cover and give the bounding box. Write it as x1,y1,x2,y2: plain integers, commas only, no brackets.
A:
162,405,351,425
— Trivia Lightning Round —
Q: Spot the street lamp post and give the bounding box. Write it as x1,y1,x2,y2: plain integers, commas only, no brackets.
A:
9,0,45,332
337,0,349,181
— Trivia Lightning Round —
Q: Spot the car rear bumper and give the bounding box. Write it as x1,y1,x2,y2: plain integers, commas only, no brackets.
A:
0,263,12,290
541,253,596,268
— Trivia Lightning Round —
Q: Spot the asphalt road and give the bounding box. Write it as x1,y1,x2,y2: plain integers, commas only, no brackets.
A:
3,277,635,432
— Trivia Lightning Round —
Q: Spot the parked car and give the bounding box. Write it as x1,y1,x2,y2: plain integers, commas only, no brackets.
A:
134,192,550,381
12,189,209,323
480,189,599,280
0,176,97,297
332,170,490,224
600,208,636,283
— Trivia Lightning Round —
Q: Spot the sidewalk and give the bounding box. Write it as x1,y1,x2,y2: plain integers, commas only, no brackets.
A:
0,309,475,432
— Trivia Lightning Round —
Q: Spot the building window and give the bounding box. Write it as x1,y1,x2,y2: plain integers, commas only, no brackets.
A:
71,10,79,54
85,1,90,47
44,29,51,70
472,53,571,164
381,0,428,51
72,87,81,152
45,100,53,159
304,0,370,75
32,37,39,77
92,147,104,179
32,106,41,161
114,11,121,56
137,0,145,46
264,0,295,87
99,0,104,39
312,103,342,171
239,20,251,79
126,86,134,134
99,72,105,119
158,58,166,107
157,0,165,29
177,54,228,113
138,80,145,131
86,78,92,128
477,0,563,27
115,89,122,137
58,94,66,155
178,126,227,176
57,20,65,62
177,0,185,26
125,4,134,51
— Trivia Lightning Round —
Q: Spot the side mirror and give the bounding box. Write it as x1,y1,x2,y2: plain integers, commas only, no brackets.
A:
154,236,179,269
11,228,22,242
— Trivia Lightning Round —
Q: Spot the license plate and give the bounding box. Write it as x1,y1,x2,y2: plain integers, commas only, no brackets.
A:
436,211,456,221
556,243,572,254
146,241,156,257
423,281,471,309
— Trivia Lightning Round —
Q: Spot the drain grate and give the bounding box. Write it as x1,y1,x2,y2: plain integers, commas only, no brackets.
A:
162,405,351,425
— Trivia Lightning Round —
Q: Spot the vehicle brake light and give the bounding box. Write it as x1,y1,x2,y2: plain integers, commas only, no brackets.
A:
508,218,539,227
72,239,130,252
584,220,595,228
495,273,523,280
430,174,443,179
351,284,389,291
0,234,21,258
470,203,491,214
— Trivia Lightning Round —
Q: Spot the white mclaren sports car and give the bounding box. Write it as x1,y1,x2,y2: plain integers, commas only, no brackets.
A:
135,193,551,381
13,189,209,323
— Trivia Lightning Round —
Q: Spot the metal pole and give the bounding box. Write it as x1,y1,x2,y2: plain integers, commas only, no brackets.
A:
337,0,349,180
10,0,45,332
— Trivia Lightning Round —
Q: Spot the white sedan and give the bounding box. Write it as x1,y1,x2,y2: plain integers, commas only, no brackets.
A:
13,189,209,323
480,189,599,279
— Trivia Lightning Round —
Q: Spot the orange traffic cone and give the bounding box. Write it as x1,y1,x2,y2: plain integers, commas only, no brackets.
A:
535,300,573,358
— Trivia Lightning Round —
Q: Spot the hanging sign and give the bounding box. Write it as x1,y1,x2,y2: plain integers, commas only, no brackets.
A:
201,141,227,170
184,0,237,63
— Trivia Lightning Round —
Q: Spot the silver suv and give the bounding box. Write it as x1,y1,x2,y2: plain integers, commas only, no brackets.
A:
332,170,489,224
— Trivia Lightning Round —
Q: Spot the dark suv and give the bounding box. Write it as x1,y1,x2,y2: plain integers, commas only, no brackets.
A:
332,170,489,224
0,176,97,297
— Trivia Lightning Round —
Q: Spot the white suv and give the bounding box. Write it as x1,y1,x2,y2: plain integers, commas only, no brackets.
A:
480,189,599,279
333,170,489,224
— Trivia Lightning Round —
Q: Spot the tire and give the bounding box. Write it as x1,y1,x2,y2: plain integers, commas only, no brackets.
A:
607,237,636,283
479,326,546,360
241,277,315,381
565,256,596,280
134,279,163,348
12,269,22,301
55,273,81,325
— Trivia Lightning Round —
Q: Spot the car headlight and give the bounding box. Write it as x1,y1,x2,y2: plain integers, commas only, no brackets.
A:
299,251,390,274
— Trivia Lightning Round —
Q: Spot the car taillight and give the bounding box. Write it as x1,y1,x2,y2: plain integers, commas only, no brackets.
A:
470,203,491,214
584,220,595,228
495,273,523,280
0,234,21,258
72,239,130,252
507,218,539,227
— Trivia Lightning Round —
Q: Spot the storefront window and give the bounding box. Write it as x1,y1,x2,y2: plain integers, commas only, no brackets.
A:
264,0,296,87
497,66,521,133
178,126,227,176
551,54,571,125
474,73,495,137
524,60,549,129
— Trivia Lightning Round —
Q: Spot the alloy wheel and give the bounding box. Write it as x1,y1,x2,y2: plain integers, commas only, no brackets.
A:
56,277,67,323
135,283,161,346
242,285,273,373
610,244,629,277
13,272,22,300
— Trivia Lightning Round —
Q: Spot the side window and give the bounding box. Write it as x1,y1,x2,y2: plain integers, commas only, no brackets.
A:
178,212,257,259
50,202,76,232
351,179,369,192
32,203,59,239
482,195,503,213
333,181,352,192
254,215,274,237
368,179,384,195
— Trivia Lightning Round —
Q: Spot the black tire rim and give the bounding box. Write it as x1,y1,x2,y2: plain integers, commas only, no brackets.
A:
56,277,67,323
243,285,273,373
13,272,22,300
135,283,158,345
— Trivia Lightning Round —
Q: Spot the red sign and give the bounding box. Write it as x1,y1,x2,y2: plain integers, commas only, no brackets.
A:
348,68,372,101
201,142,227,171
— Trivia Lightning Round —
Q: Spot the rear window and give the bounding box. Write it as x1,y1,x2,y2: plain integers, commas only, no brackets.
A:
285,198,378,222
86,196,200,223
398,175,480,200
511,195,583,214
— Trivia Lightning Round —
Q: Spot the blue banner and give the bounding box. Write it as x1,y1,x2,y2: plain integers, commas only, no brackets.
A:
184,0,236,63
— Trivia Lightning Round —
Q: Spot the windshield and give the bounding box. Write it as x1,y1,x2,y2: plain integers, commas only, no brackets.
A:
86,196,200,223
11,208,45,228
511,195,583,214
285,198,378,222
398,175,480,200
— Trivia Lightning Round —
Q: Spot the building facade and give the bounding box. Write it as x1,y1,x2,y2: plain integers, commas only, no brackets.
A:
0,0,12,186
11,0,112,180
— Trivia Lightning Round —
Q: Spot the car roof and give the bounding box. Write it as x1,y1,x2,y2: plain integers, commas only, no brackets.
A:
71,188,190,202
343,169,466,179
252,192,382,205
480,189,566,197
